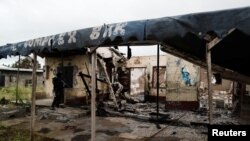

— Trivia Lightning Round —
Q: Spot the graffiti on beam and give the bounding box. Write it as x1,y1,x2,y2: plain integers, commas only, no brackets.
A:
90,22,128,40
23,31,77,48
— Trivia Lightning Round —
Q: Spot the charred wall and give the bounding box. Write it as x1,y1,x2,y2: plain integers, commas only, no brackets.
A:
45,54,108,105
200,68,232,91
126,54,199,110
241,84,250,122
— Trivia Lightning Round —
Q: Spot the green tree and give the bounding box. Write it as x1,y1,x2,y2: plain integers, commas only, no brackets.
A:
11,57,41,69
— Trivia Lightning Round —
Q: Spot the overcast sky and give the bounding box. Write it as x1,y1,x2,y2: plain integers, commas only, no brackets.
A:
0,0,250,66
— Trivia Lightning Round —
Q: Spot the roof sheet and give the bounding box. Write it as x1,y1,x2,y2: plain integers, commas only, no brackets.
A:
0,7,250,77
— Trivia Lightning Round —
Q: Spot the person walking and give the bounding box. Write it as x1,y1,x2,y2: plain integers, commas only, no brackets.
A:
51,72,64,110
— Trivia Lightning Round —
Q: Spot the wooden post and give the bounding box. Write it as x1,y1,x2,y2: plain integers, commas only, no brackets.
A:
60,53,64,104
156,44,160,120
240,83,246,118
206,44,213,124
16,55,20,104
30,53,37,141
91,50,97,141
204,32,233,124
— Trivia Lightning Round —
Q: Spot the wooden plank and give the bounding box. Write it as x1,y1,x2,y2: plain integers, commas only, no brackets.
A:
97,58,119,108
30,53,37,141
91,51,97,141
207,37,221,50
206,44,213,124
16,55,20,104
156,44,160,120
207,28,236,50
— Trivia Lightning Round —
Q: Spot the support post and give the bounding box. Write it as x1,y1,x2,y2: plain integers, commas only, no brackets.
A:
204,32,225,125
61,53,64,74
91,50,97,141
60,53,64,104
16,55,20,104
206,44,213,124
30,53,37,141
156,44,160,120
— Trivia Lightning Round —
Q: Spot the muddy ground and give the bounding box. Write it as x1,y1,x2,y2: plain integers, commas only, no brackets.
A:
0,96,244,141
0,105,241,141
0,114,208,141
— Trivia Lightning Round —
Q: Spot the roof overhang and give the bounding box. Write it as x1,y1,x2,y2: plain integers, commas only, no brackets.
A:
1,7,250,83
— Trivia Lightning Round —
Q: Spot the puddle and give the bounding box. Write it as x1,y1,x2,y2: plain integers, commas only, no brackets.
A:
108,136,181,141
61,125,76,131
99,118,124,128
71,134,91,141
38,128,51,134
73,128,85,133
137,125,150,128
97,130,119,136
149,137,181,141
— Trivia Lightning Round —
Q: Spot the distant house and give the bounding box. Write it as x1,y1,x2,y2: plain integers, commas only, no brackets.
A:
0,65,44,87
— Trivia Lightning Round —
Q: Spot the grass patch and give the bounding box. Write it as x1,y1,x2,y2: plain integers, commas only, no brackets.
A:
0,126,58,141
0,86,45,101
0,87,31,101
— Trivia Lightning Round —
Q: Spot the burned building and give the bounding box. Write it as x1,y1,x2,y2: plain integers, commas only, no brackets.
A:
44,47,126,106
45,54,108,105
125,54,200,110
1,7,250,141
44,51,200,110
43,50,244,112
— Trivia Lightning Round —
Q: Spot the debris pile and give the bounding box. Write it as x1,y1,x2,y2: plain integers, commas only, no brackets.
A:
199,90,232,110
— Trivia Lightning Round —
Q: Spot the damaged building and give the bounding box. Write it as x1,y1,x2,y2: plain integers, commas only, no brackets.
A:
125,54,200,110
43,46,241,113
44,47,126,106
1,6,250,141
43,49,200,110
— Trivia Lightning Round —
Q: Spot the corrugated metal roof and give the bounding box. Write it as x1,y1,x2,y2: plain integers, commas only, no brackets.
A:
0,65,43,72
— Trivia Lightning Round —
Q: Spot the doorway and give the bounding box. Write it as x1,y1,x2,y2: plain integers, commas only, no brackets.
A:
130,68,146,101
57,66,74,103
0,75,5,87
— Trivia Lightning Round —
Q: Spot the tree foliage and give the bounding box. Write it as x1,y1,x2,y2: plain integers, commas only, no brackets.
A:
11,57,41,69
